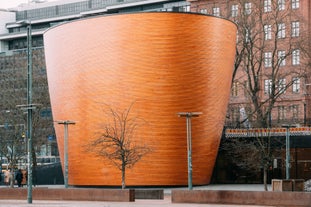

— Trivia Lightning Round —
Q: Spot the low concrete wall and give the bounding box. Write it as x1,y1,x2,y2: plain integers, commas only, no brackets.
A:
272,179,305,192
172,190,311,207
0,188,135,202
135,189,164,199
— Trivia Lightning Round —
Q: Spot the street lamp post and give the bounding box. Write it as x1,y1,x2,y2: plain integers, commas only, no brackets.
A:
15,20,33,204
26,20,33,204
57,120,75,188
282,124,295,180
177,112,202,190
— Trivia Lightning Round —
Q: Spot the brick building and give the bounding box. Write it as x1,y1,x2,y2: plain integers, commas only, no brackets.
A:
189,0,311,128
187,0,311,183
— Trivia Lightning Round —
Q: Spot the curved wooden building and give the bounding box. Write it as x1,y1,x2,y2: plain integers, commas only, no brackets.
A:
44,12,237,186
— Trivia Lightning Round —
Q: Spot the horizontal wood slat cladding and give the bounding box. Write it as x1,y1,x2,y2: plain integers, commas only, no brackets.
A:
44,12,237,186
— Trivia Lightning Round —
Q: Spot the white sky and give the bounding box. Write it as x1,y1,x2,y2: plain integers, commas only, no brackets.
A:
0,0,30,9
0,0,58,9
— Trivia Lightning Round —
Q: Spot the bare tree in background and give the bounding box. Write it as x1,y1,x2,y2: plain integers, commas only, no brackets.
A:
230,0,309,128
221,131,284,191
0,53,28,187
87,103,151,189
0,121,25,187
222,0,310,189
0,49,54,186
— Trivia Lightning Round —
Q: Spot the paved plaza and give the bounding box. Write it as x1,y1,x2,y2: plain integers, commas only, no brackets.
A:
0,198,273,207
0,184,274,207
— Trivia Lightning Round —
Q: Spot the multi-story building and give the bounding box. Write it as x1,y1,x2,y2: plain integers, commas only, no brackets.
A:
0,0,190,175
189,0,310,128
188,0,311,183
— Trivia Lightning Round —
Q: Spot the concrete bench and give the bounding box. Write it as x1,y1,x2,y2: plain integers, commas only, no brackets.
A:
134,189,164,199
0,188,135,202
172,189,311,207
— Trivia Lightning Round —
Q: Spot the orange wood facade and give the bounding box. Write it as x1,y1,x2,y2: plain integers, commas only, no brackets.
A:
43,12,237,186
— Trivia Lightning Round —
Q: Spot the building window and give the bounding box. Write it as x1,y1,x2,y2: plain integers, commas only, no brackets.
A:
40,108,52,118
291,21,300,37
278,0,285,10
278,106,286,121
200,8,207,14
213,7,220,16
231,81,239,96
264,52,272,67
244,81,249,96
278,23,286,38
278,50,286,66
292,0,299,9
245,2,252,15
292,77,300,93
179,5,190,12
264,79,272,94
245,28,251,42
231,107,240,123
264,25,272,40
231,4,238,17
278,78,286,94
264,0,272,12
292,49,300,65
290,105,299,120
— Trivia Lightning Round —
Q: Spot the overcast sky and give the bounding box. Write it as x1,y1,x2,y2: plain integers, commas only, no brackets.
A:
0,0,29,9
0,0,58,9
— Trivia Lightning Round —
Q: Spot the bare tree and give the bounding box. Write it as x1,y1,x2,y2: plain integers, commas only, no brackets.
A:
222,0,310,189
221,130,284,191
0,53,28,187
231,0,308,128
87,103,151,189
0,49,54,186
0,121,25,187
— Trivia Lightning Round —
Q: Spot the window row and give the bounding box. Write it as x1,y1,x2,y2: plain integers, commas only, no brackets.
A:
200,0,300,17
263,0,299,13
228,104,300,123
264,77,300,95
264,21,300,40
8,37,44,51
277,104,300,121
231,77,300,97
264,49,300,67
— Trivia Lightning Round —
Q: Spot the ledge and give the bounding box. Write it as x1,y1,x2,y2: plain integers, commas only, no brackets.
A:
172,190,311,207
0,188,135,202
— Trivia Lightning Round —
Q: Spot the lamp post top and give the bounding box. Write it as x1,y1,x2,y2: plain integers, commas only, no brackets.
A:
281,124,297,128
56,120,76,125
177,112,202,117
16,20,31,25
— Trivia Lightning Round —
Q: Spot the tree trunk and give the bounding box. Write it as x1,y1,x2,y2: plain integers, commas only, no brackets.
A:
263,166,268,191
10,170,14,188
121,165,126,189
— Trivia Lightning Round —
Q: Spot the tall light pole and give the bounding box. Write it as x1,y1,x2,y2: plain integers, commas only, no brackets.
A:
57,120,75,188
16,20,33,204
177,112,202,190
282,124,295,180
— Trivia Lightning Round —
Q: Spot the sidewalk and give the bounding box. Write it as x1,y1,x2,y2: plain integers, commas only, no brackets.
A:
0,197,273,207
0,184,274,207
0,184,271,192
